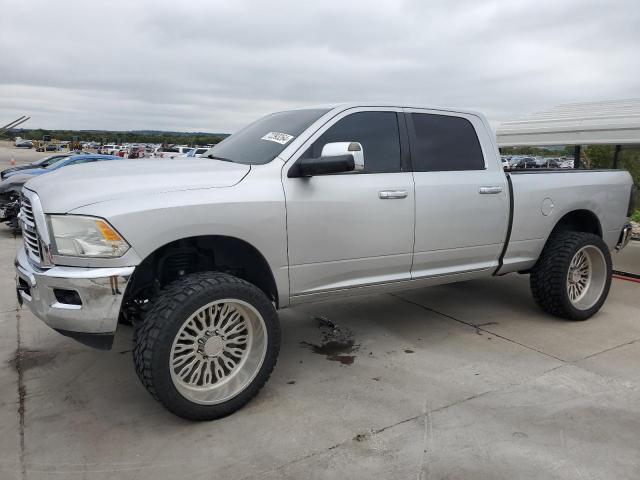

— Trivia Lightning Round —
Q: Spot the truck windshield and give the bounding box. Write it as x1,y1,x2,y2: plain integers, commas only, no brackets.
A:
207,108,329,165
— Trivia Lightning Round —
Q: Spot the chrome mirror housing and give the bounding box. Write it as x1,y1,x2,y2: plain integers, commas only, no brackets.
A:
320,142,365,172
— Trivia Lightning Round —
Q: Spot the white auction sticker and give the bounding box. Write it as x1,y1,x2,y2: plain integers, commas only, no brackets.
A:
261,132,294,145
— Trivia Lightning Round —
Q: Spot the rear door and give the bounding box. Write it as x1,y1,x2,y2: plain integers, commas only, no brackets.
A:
283,108,415,296
405,109,509,277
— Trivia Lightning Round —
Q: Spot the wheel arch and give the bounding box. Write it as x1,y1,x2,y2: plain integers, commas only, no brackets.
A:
550,209,603,238
513,209,604,276
124,235,279,310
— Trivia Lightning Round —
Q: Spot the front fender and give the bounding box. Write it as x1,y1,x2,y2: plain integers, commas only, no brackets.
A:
69,172,289,306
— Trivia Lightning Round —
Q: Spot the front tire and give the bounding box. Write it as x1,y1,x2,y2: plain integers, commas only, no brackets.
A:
530,231,612,320
133,272,280,420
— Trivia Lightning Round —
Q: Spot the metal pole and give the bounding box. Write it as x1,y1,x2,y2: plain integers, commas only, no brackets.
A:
0,116,27,134
574,145,581,169
0,116,26,131
0,116,30,136
612,144,621,169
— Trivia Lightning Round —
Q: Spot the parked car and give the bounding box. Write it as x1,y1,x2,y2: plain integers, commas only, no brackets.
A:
185,147,211,157
15,139,33,148
14,103,635,421
1,153,85,179
0,154,122,228
560,158,575,168
128,146,146,159
510,156,537,169
154,146,193,158
541,157,562,168
99,145,121,155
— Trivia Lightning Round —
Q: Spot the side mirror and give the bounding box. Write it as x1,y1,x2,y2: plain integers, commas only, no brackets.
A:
321,142,364,172
289,142,365,178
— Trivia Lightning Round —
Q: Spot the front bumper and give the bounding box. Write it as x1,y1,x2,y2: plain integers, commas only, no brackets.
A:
616,223,633,251
14,247,135,350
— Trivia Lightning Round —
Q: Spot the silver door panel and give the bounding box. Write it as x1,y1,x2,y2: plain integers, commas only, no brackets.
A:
285,172,414,295
412,244,503,279
288,252,413,295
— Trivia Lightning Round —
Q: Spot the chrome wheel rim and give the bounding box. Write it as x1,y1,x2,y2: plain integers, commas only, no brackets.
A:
566,246,607,310
170,299,268,405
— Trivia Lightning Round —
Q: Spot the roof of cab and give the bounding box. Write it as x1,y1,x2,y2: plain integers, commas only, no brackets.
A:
289,102,484,118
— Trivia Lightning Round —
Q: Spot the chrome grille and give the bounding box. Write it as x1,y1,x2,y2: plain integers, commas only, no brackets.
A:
21,196,42,263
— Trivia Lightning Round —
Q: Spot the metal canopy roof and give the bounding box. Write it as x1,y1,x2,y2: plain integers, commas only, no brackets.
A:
496,98,640,147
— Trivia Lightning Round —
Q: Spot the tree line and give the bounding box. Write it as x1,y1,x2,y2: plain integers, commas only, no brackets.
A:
5,129,229,146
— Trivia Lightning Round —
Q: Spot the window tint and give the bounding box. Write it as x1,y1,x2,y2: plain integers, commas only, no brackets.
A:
409,113,484,171
305,111,401,173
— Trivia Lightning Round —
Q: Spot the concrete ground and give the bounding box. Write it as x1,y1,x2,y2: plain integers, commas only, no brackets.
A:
1,143,640,479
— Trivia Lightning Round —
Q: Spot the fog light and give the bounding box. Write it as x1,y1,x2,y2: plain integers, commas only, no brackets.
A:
53,288,82,306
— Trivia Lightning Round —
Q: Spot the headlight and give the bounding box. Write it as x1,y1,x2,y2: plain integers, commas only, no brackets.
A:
49,215,129,257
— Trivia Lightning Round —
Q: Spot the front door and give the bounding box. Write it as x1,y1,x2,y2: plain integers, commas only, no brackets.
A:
282,108,415,297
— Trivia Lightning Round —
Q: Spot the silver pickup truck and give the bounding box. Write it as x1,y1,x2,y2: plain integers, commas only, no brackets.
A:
15,103,635,420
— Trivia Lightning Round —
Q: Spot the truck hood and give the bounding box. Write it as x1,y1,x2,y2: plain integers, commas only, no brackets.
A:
24,158,251,213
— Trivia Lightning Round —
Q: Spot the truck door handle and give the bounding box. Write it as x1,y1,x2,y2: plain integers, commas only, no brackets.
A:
379,190,408,199
478,186,503,194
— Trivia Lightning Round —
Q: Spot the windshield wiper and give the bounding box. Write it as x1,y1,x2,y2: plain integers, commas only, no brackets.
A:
207,155,235,163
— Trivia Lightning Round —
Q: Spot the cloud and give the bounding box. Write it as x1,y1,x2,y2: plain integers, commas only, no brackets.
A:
1,0,638,132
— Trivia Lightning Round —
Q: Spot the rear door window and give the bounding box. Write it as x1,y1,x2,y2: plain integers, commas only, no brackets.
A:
409,113,485,171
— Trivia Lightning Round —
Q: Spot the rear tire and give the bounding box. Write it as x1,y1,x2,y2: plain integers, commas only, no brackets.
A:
133,272,280,421
530,231,612,320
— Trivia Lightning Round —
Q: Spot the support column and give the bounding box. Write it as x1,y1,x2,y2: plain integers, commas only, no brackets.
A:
574,145,581,169
612,144,621,169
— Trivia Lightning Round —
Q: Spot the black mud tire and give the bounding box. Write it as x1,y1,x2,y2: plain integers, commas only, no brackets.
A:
133,272,280,421
530,231,612,321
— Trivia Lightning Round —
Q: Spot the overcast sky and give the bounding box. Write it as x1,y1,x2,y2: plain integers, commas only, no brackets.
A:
1,0,639,133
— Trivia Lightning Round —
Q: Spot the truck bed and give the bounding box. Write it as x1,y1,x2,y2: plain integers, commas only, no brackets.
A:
498,168,633,274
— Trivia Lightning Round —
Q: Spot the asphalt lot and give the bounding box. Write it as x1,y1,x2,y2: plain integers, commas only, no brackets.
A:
1,143,640,479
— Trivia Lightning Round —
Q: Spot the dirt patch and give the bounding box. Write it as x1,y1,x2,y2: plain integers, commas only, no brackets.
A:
300,316,360,365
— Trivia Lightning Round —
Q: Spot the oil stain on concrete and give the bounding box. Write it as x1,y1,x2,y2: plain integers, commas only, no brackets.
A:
300,316,360,365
